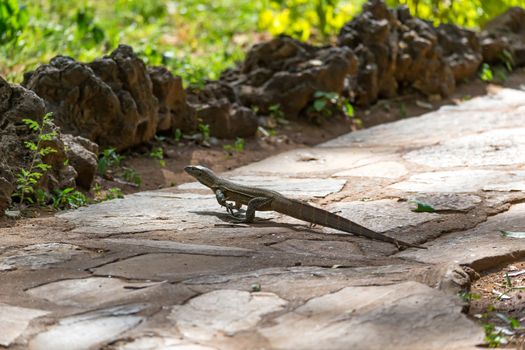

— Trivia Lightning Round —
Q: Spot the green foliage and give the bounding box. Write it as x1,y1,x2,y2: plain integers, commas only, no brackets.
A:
223,137,246,153
198,123,211,142
386,0,525,28
97,148,124,175
0,0,28,45
269,103,287,124
483,324,506,347
123,167,142,186
12,113,57,207
480,63,494,82
174,128,183,142
259,0,365,41
307,91,355,124
104,187,124,200
458,291,481,302
51,187,88,209
149,147,165,167
410,199,435,212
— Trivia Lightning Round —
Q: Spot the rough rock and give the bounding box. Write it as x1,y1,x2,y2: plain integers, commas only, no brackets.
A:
0,304,49,347
337,0,456,105
232,35,357,117
0,76,79,212
23,45,158,151
148,66,196,133
437,24,482,81
481,7,525,66
187,81,258,139
61,134,98,189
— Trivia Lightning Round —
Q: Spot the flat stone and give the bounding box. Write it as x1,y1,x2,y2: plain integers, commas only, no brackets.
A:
406,194,482,212
0,304,49,347
29,304,145,350
271,239,362,259
0,243,85,271
322,88,525,148
397,203,525,268
404,128,525,167
327,199,439,233
390,170,525,193
114,335,215,350
58,193,225,234
259,281,483,350
179,176,346,198
103,238,252,256
91,253,276,282
26,277,163,307
169,289,287,341
231,148,389,177
333,161,408,179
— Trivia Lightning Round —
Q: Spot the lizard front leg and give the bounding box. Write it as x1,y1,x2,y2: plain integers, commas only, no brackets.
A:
215,189,242,216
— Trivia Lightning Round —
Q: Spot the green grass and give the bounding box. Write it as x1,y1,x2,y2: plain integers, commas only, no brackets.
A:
2,0,525,86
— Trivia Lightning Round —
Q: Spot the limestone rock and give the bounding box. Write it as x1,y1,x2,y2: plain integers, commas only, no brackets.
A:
148,66,196,133
437,24,482,81
481,7,525,66
234,35,357,117
61,134,98,189
23,45,158,151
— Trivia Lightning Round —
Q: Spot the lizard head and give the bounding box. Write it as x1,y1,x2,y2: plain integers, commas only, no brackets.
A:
184,165,218,188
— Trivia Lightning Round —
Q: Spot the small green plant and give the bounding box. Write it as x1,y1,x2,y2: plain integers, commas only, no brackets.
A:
480,63,494,82
458,291,481,302
12,113,57,207
398,102,407,118
51,187,88,209
307,91,355,124
97,148,124,175
499,49,514,72
123,167,142,186
483,324,507,347
174,128,183,142
104,187,124,200
269,103,288,125
198,123,211,142
223,137,245,153
149,147,165,167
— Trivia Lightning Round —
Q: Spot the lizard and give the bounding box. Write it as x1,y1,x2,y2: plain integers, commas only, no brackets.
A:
184,165,426,250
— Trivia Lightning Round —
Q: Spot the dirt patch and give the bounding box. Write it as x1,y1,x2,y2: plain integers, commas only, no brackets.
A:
469,259,525,348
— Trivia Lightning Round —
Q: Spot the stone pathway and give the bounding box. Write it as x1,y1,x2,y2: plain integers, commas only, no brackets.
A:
2,88,525,349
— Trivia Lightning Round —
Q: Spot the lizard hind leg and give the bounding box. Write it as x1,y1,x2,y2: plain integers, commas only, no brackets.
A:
242,197,273,223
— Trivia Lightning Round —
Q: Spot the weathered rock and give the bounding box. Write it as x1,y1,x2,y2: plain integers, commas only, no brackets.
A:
187,81,258,138
23,45,158,151
437,24,482,81
148,66,196,133
0,76,77,212
234,35,357,117
481,7,525,66
61,134,98,189
338,0,455,104
0,304,49,347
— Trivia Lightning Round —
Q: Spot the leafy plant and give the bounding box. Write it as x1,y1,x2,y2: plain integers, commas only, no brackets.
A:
268,103,286,124
307,91,355,124
97,148,123,175
483,324,507,347
149,147,165,167
480,63,494,82
198,123,211,142
51,187,88,209
174,128,183,142
223,137,245,153
104,187,124,200
0,0,29,45
12,113,57,207
458,291,481,302
123,167,142,186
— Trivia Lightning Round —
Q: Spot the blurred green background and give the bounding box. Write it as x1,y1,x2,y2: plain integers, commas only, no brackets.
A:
1,0,524,85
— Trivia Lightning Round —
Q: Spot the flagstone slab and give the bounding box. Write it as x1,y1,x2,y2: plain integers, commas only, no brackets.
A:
259,281,483,350
29,304,145,350
404,128,525,168
0,243,86,271
26,277,165,307
397,203,525,268
169,290,287,341
0,304,49,347
390,170,525,193
333,161,409,179
321,88,525,148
